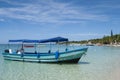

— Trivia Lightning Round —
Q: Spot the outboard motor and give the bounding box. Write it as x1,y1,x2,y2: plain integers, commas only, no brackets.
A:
4,49,12,53
4,49,9,53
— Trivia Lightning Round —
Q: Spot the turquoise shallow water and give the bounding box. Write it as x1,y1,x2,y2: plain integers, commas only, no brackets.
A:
0,44,120,80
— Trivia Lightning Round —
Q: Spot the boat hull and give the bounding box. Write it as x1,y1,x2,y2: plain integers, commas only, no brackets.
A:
2,48,88,63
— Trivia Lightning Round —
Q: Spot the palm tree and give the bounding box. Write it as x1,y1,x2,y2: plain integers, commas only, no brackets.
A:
110,30,113,44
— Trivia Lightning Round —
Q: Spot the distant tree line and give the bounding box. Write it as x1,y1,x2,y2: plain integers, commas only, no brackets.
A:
68,34,120,44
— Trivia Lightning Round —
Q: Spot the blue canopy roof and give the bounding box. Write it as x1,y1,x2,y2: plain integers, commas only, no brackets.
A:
9,39,39,43
39,37,68,43
9,37,68,43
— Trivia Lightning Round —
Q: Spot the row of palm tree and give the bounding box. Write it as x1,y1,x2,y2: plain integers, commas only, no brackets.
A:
68,34,120,45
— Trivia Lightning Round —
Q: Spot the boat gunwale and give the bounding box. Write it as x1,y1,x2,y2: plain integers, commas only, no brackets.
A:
3,48,88,56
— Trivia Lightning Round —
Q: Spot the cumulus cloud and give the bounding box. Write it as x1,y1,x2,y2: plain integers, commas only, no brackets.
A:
0,18,4,21
0,0,109,23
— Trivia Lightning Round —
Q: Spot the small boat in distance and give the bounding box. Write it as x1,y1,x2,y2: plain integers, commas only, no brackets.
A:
2,37,88,63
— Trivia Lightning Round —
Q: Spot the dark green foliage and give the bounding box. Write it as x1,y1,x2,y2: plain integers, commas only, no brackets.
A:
67,34,120,44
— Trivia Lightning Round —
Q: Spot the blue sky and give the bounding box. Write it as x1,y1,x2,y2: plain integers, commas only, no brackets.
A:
0,0,120,43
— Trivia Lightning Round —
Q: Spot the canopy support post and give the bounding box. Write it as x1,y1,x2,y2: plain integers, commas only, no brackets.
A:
65,41,68,51
35,43,37,53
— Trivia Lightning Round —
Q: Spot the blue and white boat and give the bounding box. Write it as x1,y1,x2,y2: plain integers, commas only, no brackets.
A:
2,37,88,63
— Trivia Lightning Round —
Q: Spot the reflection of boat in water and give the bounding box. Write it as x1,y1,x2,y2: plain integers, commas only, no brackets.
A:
2,37,88,63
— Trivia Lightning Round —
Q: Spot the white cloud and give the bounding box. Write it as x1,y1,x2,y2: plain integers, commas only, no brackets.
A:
0,18,4,21
38,33,108,37
0,0,109,23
